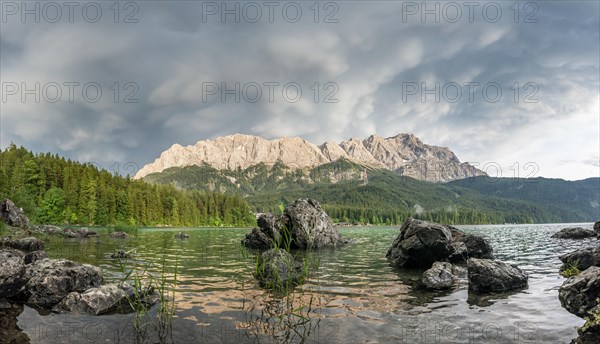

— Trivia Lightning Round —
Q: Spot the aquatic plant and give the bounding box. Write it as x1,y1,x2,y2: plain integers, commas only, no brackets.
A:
560,260,581,278
579,298,600,335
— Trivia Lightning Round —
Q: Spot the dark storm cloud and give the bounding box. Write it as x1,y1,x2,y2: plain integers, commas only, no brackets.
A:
1,1,598,179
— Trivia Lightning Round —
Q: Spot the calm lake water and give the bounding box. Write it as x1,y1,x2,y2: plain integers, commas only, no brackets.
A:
11,223,598,343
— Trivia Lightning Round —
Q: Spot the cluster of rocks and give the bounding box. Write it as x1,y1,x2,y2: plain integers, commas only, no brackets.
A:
32,224,99,238
386,218,528,294
0,237,157,316
551,221,600,240
558,225,600,343
242,199,348,250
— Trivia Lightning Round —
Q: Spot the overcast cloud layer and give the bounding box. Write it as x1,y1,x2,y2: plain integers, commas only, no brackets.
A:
1,1,599,180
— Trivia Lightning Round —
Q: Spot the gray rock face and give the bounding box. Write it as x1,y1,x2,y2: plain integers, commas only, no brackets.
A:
0,237,45,251
109,231,128,239
0,199,29,229
421,261,466,289
467,258,528,293
242,199,346,250
56,282,157,315
386,219,454,268
594,221,600,235
23,251,48,265
19,259,103,307
559,266,600,318
285,199,346,249
134,133,485,183
0,250,27,298
450,228,494,259
552,227,597,239
560,246,600,271
254,249,303,291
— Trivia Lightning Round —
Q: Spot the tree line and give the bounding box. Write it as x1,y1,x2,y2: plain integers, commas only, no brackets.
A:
0,144,256,227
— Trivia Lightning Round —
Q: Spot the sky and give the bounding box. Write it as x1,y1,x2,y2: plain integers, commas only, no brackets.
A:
1,1,599,180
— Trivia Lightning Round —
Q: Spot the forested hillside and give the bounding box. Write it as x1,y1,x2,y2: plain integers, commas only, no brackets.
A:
0,144,256,227
143,160,600,225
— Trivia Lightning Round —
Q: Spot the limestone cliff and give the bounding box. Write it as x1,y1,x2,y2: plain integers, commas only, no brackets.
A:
135,133,486,182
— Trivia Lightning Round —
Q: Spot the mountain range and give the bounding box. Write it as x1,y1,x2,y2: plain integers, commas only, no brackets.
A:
134,133,485,182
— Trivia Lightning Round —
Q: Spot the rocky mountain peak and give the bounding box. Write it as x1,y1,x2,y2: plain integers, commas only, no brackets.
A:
135,133,486,182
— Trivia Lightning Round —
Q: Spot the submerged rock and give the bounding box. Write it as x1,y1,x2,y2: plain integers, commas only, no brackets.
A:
559,266,600,318
386,219,454,269
0,199,29,229
110,250,130,259
421,261,466,289
552,227,596,239
56,282,158,315
254,248,304,291
174,231,190,240
109,231,128,239
18,259,103,308
0,301,30,343
0,237,45,251
0,250,27,298
467,258,528,293
560,246,600,272
242,199,347,250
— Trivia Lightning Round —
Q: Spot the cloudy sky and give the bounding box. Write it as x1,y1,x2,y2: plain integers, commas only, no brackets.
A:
1,1,598,180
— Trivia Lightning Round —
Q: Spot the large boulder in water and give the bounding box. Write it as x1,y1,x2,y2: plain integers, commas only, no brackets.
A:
18,259,103,308
467,258,528,293
0,250,27,298
0,199,29,229
560,247,600,272
242,199,347,250
56,282,158,315
552,227,596,239
386,219,455,268
450,228,494,259
559,266,600,318
254,248,304,291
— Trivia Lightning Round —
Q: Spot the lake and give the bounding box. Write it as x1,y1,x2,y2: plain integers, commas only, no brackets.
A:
10,223,597,343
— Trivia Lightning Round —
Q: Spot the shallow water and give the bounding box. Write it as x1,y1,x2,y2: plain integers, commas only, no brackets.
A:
10,223,598,343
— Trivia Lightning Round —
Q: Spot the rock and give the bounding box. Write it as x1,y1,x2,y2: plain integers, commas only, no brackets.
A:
77,227,98,237
109,231,128,239
594,221,600,236
56,282,158,315
23,250,48,265
284,199,346,249
450,228,494,259
421,261,466,289
242,199,347,250
110,250,130,259
467,258,528,293
448,242,469,262
559,266,600,318
560,247,600,272
0,199,29,229
0,301,30,343
386,218,454,269
133,133,485,183
63,228,82,238
254,248,304,291
552,227,597,239
33,224,63,235
0,250,27,298
18,259,103,308
572,323,600,344
174,231,190,239
0,237,45,251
